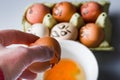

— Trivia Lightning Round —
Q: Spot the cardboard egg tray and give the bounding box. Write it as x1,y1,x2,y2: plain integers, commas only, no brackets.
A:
22,0,114,51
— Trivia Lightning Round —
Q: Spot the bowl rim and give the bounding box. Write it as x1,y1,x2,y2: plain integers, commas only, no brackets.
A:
58,40,99,80
6,40,99,80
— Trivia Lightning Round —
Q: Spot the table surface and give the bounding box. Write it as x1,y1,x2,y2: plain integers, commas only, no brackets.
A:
0,0,120,80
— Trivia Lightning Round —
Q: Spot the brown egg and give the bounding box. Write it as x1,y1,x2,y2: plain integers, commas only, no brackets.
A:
26,3,50,24
28,37,61,73
28,62,51,73
80,1,103,23
79,23,104,48
52,1,77,22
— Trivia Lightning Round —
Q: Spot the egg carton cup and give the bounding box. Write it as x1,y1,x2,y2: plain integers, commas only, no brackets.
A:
22,0,114,51
22,2,56,31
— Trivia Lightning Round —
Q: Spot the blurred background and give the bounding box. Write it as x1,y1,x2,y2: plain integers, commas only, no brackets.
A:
0,0,118,30
0,0,120,80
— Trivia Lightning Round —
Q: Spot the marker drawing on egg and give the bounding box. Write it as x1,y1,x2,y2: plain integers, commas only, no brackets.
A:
51,31,60,37
60,31,67,36
51,23,78,40
54,7,62,16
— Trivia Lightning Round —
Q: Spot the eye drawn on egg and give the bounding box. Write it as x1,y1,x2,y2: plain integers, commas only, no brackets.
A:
58,25,71,34
65,26,71,33
58,24,70,36
51,23,72,38
61,31,67,36
51,31,60,37
58,25,65,29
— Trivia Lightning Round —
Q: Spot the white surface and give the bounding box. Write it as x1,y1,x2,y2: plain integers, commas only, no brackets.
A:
0,0,117,30
36,40,98,80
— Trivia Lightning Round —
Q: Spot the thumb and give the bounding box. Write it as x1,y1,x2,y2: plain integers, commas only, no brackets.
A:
28,46,54,63
0,45,54,80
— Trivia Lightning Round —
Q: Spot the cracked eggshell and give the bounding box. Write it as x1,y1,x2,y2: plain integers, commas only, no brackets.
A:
50,22,78,40
26,23,49,37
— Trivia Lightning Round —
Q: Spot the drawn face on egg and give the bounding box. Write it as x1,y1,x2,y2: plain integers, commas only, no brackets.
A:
51,23,78,40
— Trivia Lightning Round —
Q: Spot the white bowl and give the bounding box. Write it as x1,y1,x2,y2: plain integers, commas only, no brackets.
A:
7,40,98,80
36,40,99,80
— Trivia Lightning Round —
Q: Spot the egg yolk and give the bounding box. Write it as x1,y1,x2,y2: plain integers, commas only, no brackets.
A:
44,58,85,80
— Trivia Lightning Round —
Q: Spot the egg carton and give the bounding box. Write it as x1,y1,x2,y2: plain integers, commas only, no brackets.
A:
22,0,113,51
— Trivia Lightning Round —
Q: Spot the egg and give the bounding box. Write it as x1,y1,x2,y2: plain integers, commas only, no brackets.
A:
50,22,78,40
28,37,61,73
80,1,103,23
52,1,77,22
26,23,49,37
28,61,51,73
79,23,104,48
26,3,50,24
44,59,85,80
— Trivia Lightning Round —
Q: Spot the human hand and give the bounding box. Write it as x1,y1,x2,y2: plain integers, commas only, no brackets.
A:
0,30,54,80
